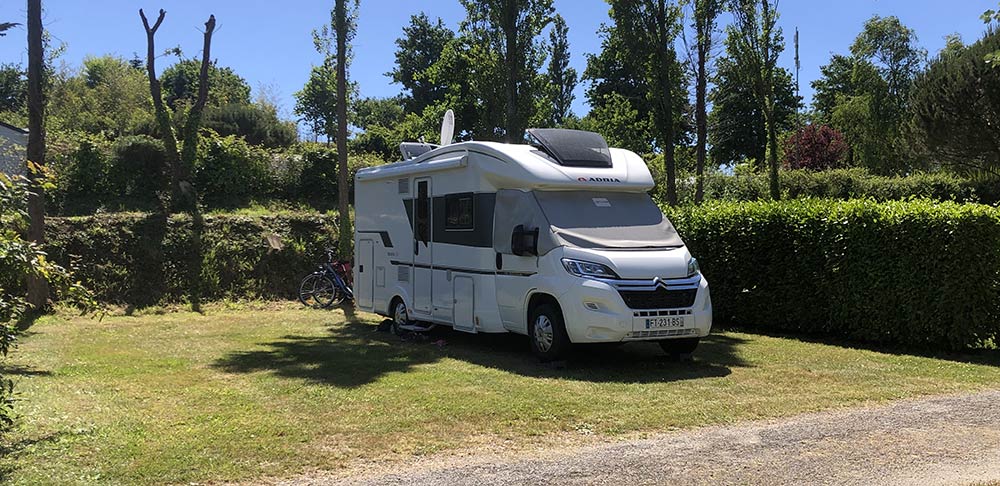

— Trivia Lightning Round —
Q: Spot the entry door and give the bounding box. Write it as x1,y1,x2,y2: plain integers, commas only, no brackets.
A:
357,240,374,309
412,178,433,315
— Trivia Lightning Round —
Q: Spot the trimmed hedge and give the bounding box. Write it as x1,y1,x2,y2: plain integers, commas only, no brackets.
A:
667,168,998,206
666,199,1000,350
45,212,340,306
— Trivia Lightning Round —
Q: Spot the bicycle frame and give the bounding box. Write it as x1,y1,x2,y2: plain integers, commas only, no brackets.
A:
322,262,354,301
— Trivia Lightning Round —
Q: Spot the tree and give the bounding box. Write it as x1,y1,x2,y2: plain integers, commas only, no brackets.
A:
139,8,217,212
583,21,657,153
907,28,1000,178
709,54,798,166
984,5,1000,67
686,0,722,203
810,54,855,122
546,14,577,126
334,0,358,257
0,63,26,113
26,0,47,309
783,124,848,170
811,16,925,174
160,59,251,110
728,0,784,200
459,0,554,142
0,22,20,37
850,15,925,117
46,55,152,137
389,13,454,113
607,0,686,205
294,10,358,145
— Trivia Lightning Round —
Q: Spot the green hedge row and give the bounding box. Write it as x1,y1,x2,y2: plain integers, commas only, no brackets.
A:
45,212,340,306
47,132,389,215
666,199,1000,350
659,168,1000,206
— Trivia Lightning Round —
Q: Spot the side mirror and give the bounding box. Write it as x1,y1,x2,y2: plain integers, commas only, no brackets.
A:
511,224,539,257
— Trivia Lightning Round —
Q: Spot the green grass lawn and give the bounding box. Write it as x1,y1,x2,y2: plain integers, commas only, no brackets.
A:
2,303,999,485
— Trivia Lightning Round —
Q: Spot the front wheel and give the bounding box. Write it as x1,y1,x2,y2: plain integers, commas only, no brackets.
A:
299,274,339,309
528,304,571,362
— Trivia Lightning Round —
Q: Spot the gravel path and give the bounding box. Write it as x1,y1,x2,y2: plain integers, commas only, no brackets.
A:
273,389,1000,486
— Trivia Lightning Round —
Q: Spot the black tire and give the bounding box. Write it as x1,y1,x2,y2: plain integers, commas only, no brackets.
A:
659,337,700,356
528,303,571,362
390,298,409,336
299,274,339,309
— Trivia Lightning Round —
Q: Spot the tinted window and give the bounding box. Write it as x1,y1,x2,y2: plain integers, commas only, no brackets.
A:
445,194,474,230
415,180,430,243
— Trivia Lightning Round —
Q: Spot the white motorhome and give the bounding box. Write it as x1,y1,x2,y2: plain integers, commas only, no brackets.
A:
353,126,712,360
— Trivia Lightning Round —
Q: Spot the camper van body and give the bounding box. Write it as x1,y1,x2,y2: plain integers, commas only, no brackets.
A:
353,131,712,357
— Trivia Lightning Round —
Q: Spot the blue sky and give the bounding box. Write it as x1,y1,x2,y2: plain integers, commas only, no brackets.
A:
0,1,994,122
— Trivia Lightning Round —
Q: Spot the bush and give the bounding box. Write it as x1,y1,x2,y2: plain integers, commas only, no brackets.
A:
783,124,848,170
195,132,273,208
46,211,341,306
672,168,986,205
665,199,1000,350
108,135,167,208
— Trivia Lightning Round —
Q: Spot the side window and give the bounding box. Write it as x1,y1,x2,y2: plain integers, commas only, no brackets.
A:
445,194,474,230
415,180,430,243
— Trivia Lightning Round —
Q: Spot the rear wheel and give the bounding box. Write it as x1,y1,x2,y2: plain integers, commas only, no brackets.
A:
528,304,571,362
299,274,339,309
391,298,409,336
659,337,700,357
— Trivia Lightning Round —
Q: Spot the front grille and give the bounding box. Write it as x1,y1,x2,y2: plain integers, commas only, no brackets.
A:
618,288,697,310
628,328,697,339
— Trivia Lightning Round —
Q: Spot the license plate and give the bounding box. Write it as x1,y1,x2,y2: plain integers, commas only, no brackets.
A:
646,316,685,329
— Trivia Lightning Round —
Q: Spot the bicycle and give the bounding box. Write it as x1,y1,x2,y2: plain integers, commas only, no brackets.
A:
299,248,354,308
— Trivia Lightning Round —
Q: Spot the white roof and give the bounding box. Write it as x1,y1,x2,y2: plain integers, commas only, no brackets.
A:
356,140,654,192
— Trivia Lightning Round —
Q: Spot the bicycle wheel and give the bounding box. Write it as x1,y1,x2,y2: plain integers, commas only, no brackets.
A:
299,274,338,309
311,275,341,308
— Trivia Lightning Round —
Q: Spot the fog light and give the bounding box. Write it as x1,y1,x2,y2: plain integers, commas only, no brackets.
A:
584,302,601,311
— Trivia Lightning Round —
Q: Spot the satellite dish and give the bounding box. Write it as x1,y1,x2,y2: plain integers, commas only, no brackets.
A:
440,109,455,146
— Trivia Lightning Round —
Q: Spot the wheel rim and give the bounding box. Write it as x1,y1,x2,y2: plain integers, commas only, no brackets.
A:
394,302,408,326
533,315,554,352
313,278,337,307
299,275,320,306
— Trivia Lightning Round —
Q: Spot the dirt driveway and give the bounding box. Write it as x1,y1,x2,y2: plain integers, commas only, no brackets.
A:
270,389,1000,486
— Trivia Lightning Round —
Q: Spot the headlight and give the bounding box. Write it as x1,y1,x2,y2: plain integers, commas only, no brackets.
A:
561,258,619,279
687,257,700,277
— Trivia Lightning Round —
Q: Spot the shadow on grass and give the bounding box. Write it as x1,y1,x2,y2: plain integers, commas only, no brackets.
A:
213,317,749,388
0,364,51,377
720,325,1000,367
0,432,75,482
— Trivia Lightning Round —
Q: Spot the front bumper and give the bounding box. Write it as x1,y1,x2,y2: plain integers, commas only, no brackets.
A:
557,275,713,343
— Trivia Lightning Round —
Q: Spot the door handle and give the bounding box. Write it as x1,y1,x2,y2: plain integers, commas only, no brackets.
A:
414,240,419,255
359,265,364,273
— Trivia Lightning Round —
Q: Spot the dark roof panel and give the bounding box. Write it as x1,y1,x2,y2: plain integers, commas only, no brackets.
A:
526,129,613,168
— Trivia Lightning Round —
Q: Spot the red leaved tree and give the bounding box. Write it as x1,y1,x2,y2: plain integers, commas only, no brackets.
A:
784,124,849,171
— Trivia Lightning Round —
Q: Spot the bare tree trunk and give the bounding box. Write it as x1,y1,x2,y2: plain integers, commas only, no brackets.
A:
140,8,181,211
26,0,48,310
176,14,216,213
656,0,678,206
765,99,780,200
335,0,352,257
693,2,712,204
503,2,519,143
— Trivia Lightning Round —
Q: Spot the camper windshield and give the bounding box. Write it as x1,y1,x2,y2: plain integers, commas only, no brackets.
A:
533,191,684,249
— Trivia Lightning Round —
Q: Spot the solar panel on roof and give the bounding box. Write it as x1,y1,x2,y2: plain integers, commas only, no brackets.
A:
525,129,613,168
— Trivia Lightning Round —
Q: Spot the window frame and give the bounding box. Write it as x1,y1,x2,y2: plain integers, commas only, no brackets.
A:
443,192,476,231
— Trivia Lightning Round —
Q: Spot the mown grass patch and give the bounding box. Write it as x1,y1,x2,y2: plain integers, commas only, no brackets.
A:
1,303,999,485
